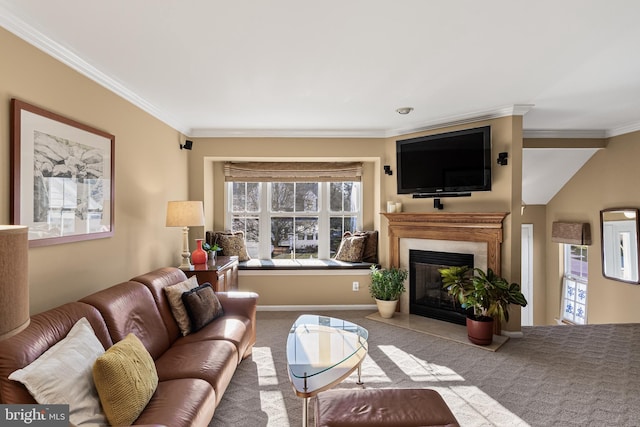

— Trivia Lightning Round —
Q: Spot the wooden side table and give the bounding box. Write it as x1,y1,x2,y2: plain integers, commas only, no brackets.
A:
180,255,239,292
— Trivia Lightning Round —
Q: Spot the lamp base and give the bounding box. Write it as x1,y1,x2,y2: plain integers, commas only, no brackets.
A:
178,226,193,269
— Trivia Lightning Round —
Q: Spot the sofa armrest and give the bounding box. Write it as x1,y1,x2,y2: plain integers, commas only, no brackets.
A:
216,291,258,357
216,292,258,319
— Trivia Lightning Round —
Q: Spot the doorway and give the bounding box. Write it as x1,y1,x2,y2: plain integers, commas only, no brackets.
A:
521,224,534,326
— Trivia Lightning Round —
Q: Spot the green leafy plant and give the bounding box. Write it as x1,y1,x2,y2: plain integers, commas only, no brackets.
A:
439,266,527,322
369,265,408,301
202,242,221,255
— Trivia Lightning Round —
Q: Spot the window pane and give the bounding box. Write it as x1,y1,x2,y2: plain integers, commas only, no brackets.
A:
271,183,294,212
246,183,260,212
295,183,318,212
271,217,293,258
295,217,318,258
232,182,246,211
329,182,359,212
569,245,588,279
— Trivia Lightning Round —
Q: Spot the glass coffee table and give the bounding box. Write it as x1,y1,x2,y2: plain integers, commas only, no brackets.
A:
286,314,368,427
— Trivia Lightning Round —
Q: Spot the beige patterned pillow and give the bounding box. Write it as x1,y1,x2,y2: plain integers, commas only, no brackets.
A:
215,231,251,261
345,230,378,263
163,275,198,336
334,235,366,262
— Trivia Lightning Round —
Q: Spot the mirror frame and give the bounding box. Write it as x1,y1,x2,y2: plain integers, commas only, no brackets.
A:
600,208,640,284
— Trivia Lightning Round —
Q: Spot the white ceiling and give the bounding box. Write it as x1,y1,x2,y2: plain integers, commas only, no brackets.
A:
1,0,637,203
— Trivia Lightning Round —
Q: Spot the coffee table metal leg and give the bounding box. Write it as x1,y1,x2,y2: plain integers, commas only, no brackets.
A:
356,362,363,385
302,396,309,427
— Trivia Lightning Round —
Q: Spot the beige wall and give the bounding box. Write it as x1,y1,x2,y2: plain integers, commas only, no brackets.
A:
1,28,188,314
545,131,640,324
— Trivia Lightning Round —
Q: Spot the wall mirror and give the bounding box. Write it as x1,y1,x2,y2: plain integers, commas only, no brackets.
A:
600,208,640,284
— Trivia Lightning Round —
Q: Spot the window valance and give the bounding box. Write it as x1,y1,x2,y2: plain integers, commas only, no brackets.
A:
551,222,592,245
224,162,363,182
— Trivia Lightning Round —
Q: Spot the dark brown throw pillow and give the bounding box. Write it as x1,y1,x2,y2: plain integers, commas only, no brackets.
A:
181,283,224,332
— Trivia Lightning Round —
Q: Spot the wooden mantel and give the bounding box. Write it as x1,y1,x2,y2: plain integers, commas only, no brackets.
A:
382,212,509,275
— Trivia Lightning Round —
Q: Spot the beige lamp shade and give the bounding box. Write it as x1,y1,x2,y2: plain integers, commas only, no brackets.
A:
166,201,205,227
0,225,30,341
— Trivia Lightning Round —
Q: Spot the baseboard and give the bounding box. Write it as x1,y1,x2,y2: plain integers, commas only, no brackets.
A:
257,304,377,311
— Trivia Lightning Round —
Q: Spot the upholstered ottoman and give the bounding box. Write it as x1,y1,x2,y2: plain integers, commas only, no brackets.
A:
314,388,459,427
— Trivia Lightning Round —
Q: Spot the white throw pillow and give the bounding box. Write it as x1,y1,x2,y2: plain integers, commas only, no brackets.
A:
9,317,108,426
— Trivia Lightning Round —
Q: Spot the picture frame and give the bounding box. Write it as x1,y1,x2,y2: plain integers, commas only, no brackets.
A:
10,99,115,247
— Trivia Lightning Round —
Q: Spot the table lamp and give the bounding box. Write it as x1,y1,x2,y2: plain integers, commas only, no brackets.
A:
166,201,205,269
0,225,30,341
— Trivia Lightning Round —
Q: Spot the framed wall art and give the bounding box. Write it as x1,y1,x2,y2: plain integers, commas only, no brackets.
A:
10,99,115,247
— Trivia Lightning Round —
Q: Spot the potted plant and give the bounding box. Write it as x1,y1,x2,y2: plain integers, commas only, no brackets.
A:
202,242,222,262
439,266,527,345
369,265,408,319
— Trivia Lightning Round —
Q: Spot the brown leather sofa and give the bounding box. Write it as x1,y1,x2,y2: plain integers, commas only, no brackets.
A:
0,267,258,427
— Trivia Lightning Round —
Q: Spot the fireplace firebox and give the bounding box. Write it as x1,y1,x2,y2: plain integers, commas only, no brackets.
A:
409,249,473,325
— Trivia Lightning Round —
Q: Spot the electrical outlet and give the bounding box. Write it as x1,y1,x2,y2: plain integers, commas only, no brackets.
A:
352,281,359,291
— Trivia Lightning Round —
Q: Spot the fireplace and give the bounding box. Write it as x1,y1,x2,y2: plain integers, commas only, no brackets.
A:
410,250,473,325
383,212,508,318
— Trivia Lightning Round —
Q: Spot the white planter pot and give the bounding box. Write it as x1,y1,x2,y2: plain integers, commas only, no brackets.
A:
375,299,398,319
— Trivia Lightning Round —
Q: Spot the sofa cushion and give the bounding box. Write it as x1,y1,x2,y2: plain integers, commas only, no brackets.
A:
8,317,108,426
155,339,238,405
334,235,366,262
80,281,171,360
182,283,224,332
131,267,191,342
134,378,216,427
93,333,158,426
213,231,251,261
163,275,199,336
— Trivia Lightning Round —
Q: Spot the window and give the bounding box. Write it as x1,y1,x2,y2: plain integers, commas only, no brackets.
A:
561,245,588,324
228,181,361,260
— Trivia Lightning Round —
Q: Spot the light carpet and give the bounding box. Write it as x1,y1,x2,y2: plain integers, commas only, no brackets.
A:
211,310,640,427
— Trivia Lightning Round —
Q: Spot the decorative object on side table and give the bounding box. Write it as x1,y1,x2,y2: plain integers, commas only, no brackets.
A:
0,225,30,340
191,238,208,265
202,241,221,263
369,265,408,319
165,201,205,269
439,266,527,345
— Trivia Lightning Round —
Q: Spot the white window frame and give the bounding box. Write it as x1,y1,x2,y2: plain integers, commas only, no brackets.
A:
226,181,362,260
561,244,588,324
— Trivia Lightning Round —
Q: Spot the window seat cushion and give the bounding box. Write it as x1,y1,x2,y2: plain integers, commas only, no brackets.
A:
239,259,375,270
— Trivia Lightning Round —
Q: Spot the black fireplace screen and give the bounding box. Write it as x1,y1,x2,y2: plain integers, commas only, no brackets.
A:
409,249,473,325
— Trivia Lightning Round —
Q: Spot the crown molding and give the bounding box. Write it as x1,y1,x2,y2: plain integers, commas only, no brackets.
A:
523,129,607,139
384,104,535,138
0,5,191,135
189,104,535,138
187,127,387,138
607,121,640,138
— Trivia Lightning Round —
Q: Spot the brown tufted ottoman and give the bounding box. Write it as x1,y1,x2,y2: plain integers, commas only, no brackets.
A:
314,388,460,427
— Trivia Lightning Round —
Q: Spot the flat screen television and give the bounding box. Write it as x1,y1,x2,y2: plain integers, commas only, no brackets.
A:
396,126,491,196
